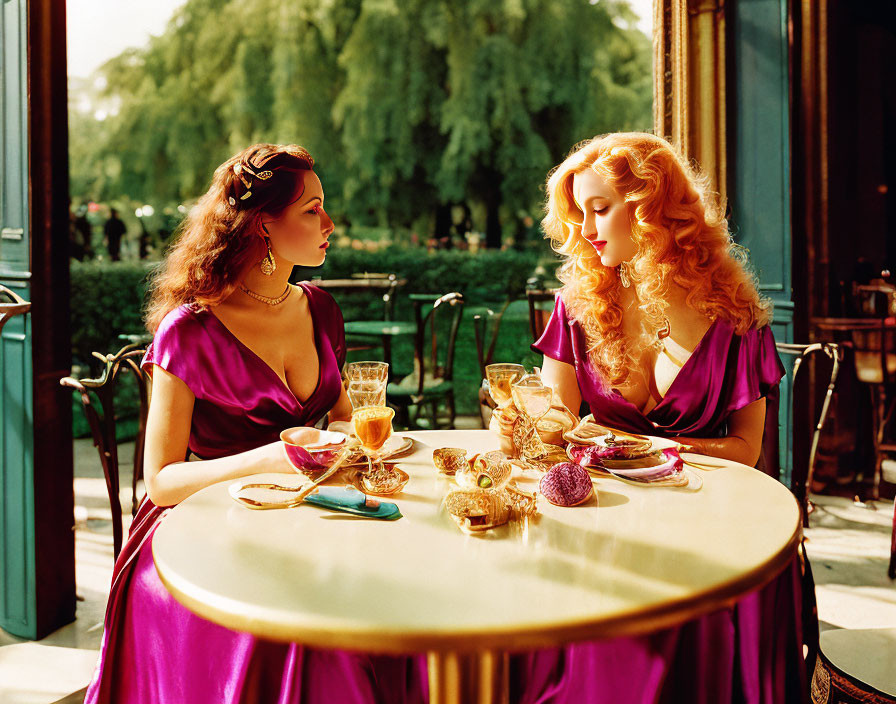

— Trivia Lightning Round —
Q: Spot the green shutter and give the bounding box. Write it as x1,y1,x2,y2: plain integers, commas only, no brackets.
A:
730,0,794,482
0,0,37,638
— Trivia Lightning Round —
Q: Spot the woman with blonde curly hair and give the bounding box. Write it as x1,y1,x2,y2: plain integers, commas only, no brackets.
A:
536,131,782,467
85,144,427,704
513,133,812,703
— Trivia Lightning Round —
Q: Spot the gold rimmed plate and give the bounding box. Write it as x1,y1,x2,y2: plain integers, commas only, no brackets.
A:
345,435,415,467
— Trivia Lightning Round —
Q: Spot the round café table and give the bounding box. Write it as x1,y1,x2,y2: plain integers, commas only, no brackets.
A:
152,430,801,704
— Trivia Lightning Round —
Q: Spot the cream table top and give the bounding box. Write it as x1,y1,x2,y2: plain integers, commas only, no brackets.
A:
152,430,801,654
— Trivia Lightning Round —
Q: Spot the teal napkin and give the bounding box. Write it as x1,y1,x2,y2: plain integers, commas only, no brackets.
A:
304,486,402,520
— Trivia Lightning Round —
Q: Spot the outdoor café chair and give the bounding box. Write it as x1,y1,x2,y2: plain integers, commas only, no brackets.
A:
472,300,513,428
526,288,558,342
387,292,464,430
775,342,843,528
61,343,150,559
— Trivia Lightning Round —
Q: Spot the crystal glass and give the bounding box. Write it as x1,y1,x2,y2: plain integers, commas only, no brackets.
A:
511,373,553,421
351,405,395,475
346,361,389,385
485,363,526,408
347,380,387,409
345,361,389,408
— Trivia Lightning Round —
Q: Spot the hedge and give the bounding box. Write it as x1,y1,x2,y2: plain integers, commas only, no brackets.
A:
69,246,561,435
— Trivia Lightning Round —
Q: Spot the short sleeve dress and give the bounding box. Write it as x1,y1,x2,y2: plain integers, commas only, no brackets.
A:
508,294,813,704
84,283,427,704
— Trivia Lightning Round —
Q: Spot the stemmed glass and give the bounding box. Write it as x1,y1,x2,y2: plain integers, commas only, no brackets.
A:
351,405,395,476
511,372,553,422
510,372,554,466
485,363,526,409
345,361,397,482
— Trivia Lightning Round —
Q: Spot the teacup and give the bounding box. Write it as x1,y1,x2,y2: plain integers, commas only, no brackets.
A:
280,427,351,476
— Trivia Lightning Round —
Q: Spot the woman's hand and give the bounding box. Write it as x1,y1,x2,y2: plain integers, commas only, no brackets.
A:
144,366,303,507
676,398,767,467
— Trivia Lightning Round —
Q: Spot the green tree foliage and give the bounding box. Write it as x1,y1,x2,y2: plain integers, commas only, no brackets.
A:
73,0,651,245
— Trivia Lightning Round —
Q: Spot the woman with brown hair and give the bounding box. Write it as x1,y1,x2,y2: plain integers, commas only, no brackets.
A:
85,144,426,704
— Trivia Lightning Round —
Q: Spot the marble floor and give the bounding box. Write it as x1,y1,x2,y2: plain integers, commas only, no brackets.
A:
1,434,894,703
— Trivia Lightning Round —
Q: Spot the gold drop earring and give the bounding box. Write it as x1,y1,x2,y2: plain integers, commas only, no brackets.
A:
260,236,276,276
618,261,632,288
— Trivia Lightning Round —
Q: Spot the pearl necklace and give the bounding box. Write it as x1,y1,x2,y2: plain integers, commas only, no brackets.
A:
239,283,291,306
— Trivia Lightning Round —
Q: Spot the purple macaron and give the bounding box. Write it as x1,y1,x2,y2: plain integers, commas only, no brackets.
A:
539,462,594,507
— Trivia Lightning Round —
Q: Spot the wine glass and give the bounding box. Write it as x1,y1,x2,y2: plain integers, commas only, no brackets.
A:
511,373,553,422
351,405,395,476
485,363,526,409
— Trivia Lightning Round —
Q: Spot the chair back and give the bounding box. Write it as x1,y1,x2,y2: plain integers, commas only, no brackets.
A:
526,289,557,342
410,292,465,397
472,299,514,380
61,343,151,559
472,300,513,428
775,341,843,526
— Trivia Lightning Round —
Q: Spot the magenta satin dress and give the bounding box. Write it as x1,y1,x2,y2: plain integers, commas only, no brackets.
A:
84,283,428,704
508,295,813,704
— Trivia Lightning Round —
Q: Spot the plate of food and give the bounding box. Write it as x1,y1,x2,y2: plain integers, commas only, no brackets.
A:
564,419,700,490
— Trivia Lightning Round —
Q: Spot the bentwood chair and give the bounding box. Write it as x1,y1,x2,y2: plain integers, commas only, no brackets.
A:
61,343,151,559
526,288,557,343
775,341,843,528
472,300,513,428
387,292,464,430
848,298,896,501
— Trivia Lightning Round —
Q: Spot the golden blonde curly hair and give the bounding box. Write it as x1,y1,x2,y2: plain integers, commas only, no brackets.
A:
542,132,771,386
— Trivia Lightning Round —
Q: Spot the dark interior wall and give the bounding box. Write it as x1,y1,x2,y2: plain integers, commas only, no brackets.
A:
826,0,896,313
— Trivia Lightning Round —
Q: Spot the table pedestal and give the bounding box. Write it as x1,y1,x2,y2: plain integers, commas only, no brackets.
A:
428,650,509,704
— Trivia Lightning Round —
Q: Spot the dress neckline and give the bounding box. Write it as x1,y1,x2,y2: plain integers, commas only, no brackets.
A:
205,283,323,408
614,318,720,419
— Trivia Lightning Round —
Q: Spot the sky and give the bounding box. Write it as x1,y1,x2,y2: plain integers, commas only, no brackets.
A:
67,0,188,78
67,0,654,79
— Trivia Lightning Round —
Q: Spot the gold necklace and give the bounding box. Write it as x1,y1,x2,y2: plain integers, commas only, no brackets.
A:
239,283,291,306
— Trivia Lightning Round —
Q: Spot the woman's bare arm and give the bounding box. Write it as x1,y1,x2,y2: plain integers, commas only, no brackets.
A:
143,366,294,507
328,384,353,423
541,356,582,416
675,397,767,467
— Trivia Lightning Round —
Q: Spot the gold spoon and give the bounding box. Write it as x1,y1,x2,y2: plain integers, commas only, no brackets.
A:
234,448,353,510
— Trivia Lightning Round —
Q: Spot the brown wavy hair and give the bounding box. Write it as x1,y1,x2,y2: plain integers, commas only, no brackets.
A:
145,143,314,332
543,132,771,386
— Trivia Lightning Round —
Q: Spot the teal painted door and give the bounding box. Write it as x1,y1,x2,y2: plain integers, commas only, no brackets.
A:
729,0,794,483
1,0,38,638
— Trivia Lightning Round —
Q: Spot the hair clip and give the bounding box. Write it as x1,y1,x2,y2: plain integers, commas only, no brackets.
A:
257,170,272,180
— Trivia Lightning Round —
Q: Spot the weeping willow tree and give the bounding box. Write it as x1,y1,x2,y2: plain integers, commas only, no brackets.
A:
70,0,651,246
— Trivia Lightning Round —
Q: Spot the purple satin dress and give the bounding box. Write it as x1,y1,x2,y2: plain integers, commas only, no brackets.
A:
85,283,428,704
509,295,812,704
